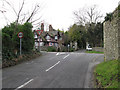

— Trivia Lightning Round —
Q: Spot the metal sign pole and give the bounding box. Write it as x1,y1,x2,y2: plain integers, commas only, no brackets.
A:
39,36,41,50
37,30,43,52
20,38,22,55
18,32,23,55
39,36,40,52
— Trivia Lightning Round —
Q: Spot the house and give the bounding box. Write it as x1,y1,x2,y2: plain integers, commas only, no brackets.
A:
33,23,64,51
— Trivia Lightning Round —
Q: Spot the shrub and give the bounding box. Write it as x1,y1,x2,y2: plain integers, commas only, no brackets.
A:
105,13,113,21
69,47,75,52
61,46,67,52
2,22,34,62
47,46,56,52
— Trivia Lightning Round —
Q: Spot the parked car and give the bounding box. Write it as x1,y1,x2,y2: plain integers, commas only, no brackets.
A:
86,45,92,51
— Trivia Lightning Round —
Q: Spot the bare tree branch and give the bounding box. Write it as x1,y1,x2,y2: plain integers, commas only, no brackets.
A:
16,0,25,23
31,16,42,23
73,5,103,25
2,0,43,30
26,4,41,23
1,11,11,25
3,0,17,16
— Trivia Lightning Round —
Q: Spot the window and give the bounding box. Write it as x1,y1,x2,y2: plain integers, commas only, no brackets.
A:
49,42,53,46
55,35,58,40
46,35,50,40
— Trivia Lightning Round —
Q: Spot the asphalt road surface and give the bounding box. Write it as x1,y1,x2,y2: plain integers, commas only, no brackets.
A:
2,51,104,89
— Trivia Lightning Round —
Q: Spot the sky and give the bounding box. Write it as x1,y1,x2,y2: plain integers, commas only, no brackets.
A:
0,0,119,31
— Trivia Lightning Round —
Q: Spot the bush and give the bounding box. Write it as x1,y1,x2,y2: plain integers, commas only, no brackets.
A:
2,50,41,68
61,47,67,52
105,13,113,21
2,22,34,61
47,46,56,52
69,47,75,52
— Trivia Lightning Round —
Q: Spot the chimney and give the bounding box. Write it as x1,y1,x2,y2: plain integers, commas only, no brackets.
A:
41,23,44,31
49,25,53,31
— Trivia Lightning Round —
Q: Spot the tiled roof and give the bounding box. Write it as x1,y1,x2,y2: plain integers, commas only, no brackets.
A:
34,30,64,42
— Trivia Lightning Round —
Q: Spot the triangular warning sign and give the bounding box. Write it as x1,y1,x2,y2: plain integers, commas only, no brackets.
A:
37,30,43,36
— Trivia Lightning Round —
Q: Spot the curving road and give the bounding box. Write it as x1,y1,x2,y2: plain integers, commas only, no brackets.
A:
2,51,104,89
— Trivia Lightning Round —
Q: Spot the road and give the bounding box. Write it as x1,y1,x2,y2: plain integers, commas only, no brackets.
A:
2,51,104,89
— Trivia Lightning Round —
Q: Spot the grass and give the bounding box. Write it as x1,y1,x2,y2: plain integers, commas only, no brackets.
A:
94,60,119,88
86,51,104,54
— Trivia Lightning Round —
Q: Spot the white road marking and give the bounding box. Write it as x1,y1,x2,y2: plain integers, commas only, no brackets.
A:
63,54,69,59
15,79,33,90
56,53,59,56
46,61,60,72
56,52,67,56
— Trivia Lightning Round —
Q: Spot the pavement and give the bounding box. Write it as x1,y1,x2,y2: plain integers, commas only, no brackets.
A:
2,51,104,89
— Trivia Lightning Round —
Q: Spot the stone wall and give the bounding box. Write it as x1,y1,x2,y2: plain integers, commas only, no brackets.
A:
104,7,120,60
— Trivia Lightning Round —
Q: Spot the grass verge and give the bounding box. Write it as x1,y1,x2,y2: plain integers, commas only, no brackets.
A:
86,51,104,54
94,60,119,88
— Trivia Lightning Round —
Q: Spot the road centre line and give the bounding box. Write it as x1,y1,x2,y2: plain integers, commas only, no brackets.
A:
15,79,34,90
56,52,59,56
63,54,69,59
46,61,60,72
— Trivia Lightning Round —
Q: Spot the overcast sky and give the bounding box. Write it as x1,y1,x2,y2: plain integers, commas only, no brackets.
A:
0,0,119,31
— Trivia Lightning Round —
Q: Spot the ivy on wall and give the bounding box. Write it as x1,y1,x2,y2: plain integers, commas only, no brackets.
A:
118,4,120,17
104,13,113,22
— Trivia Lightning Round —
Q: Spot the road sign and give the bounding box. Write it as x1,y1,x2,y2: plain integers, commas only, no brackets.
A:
18,32,23,38
37,30,43,36
18,32,23,55
36,30,43,52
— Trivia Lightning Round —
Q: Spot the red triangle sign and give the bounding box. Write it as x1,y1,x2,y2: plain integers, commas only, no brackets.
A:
37,30,43,36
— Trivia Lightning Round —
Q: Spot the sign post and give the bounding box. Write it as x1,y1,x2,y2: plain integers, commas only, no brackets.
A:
37,30,43,52
18,32,23,55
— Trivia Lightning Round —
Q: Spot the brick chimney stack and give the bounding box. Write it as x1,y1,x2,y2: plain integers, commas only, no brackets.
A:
41,23,44,31
49,25,53,31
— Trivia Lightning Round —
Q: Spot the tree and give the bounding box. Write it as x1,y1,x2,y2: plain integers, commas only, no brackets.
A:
68,24,86,48
2,24,16,60
64,31,70,46
94,22,103,47
12,23,34,53
21,23,34,52
2,22,34,60
73,5,103,48
1,0,43,29
104,13,113,21
86,22,103,47
73,5,103,25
